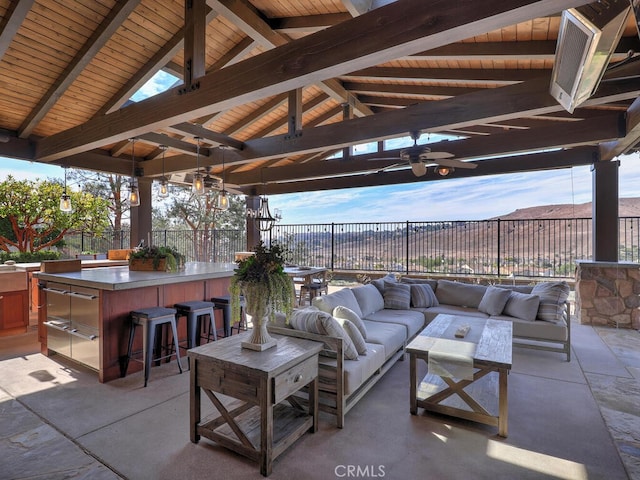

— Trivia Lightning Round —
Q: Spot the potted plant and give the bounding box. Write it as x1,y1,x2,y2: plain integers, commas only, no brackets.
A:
128,245,184,272
230,241,295,350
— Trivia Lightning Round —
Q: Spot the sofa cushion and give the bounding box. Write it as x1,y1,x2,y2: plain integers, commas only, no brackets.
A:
371,273,396,294
333,305,367,340
313,288,363,318
478,286,512,316
383,281,411,310
334,318,367,355
290,307,359,360
491,314,568,342
361,320,406,360
351,284,385,317
318,343,386,396
435,280,487,308
531,281,570,323
364,308,425,338
421,305,489,323
410,283,439,308
503,291,540,321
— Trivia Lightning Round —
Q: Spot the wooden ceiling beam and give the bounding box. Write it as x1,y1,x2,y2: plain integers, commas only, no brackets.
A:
344,81,483,97
227,113,622,185
268,13,352,33
36,0,592,161
600,97,640,160
208,0,373,116
344,66,544,83
255,147,599,195
18,0,140,138
170,123,244,150
407,38,640,61
0,0,36,60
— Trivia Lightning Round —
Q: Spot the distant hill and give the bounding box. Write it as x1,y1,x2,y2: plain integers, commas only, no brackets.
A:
494,197,640,220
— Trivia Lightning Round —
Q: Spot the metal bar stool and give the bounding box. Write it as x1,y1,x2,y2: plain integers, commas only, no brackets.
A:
211,295,247,336
174,300,217,351
124,307,182,387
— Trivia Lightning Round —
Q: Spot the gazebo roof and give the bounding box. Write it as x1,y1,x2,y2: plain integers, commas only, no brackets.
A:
1,0,639,196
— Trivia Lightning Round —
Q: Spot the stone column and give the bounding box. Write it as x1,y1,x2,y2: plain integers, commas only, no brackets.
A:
575,260,640,328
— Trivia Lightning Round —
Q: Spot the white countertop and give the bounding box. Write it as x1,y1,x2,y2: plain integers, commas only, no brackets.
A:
576,260,640,268
34,262,236,291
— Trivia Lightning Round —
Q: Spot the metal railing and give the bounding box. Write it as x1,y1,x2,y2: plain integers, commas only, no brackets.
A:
61,216,640,279
267,217,640,279
64,229,245,263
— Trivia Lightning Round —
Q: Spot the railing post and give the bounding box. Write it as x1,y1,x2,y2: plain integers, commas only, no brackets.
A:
406,221,410,275
331,223,335,271
497,218,501,278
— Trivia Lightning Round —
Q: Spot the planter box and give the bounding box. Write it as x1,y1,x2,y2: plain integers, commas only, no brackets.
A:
129,258,167,272
108,249,134,260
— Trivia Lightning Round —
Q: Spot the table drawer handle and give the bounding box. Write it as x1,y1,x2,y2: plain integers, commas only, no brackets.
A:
294,374,303,383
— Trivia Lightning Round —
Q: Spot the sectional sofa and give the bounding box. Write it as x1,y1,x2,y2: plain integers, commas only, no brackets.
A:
269,276,570,428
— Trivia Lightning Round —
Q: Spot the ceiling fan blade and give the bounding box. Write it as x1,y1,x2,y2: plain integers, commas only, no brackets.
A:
422,151,454,160
432,158,478,169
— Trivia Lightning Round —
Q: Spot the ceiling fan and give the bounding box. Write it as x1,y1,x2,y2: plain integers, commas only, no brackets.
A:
369,131,477,177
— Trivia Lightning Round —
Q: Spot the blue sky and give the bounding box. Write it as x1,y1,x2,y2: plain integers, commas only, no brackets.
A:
4,70,640,224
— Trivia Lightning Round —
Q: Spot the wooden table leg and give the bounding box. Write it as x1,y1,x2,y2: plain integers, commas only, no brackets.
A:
190,359,201,443
309,376,319,433
498,368,508,437
410,353,417,415
261,377,273,477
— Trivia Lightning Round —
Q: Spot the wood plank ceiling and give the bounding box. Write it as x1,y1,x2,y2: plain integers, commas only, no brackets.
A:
0,0,639,196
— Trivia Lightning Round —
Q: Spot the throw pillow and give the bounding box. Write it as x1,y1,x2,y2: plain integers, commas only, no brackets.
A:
290,307,359,360
383,281,411,310
503,292,540,321
410,283,439,308
333,305,367,340
531,281,570,323
371,273,396,294
435,280,487,308
351,284,384,317
478,286,512,316
336,318,367,355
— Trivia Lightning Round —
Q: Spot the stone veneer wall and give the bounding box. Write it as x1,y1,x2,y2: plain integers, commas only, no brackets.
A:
575,261,640,329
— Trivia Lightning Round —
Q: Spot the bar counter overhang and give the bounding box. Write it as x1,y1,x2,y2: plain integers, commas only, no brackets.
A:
34,262,236,382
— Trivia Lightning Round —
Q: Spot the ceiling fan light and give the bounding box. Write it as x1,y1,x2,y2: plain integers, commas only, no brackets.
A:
410,161,427,177
436,165,454,177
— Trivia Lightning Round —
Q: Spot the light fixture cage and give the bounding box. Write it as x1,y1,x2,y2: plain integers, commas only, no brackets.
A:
193,137,205,195
247,196,282,231
158,145,169,198
129,138,140,207
59,166,72,212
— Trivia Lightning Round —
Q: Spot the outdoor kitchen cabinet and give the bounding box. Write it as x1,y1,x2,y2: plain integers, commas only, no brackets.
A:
36,263,234,382
0,271,29,336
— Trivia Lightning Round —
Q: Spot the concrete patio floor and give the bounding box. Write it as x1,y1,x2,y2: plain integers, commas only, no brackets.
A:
1,320,639,480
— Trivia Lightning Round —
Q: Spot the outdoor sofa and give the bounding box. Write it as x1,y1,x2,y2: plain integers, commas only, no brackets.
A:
269,276,570,428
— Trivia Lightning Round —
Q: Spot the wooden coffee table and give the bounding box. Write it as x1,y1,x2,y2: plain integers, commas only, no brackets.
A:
406,314,512,437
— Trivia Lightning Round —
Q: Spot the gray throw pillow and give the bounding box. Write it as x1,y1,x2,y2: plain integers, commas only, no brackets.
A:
503,292,540,321
410,283,439,308
290,307,359,360
478,286,512,316
531,281,570,322
371,273,396,294
383,281,411,310
336,318,367,355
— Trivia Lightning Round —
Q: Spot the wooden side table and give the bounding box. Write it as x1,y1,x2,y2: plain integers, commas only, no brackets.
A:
188,332,322,476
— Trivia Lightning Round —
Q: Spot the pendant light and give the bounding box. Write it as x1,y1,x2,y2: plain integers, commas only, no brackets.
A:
158,145,169,198
59,165,72,212
192,137,205,195
129,138,140,207
216,146,229,211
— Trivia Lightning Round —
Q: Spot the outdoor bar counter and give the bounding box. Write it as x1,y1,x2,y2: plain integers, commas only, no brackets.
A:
35,262,236,382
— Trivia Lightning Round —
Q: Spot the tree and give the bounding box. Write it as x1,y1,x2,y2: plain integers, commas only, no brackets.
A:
67,169,129,241
0,176,110,253
161,186,246,261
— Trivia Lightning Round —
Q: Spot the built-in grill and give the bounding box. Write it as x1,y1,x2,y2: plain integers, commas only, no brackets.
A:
42,282,100,370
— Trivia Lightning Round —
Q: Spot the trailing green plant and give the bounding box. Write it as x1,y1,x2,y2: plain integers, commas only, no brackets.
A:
229,241,295,325
128,245,184,272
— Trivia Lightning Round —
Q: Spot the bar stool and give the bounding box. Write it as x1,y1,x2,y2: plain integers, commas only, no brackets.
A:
124,307,182,387
211,295,247,336
174,301,217,351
